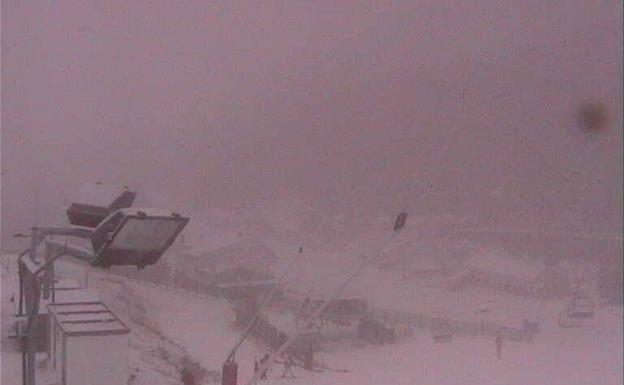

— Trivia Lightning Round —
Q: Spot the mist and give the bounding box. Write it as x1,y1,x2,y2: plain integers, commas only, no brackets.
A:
2,3,624,385
2,0,622,250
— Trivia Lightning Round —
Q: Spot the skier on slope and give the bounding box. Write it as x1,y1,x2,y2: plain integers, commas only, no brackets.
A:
279,353,296,378
259,353,271,380
495,334,504,359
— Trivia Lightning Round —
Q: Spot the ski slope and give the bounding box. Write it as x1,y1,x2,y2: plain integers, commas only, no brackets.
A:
2,216,622,385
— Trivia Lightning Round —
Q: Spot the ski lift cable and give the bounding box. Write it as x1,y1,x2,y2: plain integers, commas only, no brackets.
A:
244,212,408,385
225,245,304,362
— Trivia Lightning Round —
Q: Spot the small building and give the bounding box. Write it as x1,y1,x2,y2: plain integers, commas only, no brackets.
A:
177,240,279,300
185,239,278,274
461,252,569,298
47,302,130,385
15,289,102,353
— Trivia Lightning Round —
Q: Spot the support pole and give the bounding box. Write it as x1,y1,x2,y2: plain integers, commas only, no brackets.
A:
19,245,68,385
16,248,32,317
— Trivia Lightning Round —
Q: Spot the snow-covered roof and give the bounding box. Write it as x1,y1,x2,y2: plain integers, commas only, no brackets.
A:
464,252,545,281
48,302,129,336
51,303,105,313
51,289,102,305
52,278,82,290
115,207,186,218
75,183,130,207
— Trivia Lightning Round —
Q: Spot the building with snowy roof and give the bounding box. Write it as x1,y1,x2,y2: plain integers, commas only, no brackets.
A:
182,239,277,274
47,301,130,385
460,251,569,298
174,240,279,300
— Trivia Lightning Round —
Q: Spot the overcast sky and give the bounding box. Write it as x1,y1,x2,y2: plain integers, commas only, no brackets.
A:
2,0,622,250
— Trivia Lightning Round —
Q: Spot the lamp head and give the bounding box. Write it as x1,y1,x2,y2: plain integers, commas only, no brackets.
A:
90,208,189,269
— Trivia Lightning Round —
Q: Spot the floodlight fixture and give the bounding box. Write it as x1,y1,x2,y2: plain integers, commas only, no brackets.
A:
90,208,189,268
16,184,189,385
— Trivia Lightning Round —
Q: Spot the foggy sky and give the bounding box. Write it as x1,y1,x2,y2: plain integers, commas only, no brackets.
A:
2,0,622,250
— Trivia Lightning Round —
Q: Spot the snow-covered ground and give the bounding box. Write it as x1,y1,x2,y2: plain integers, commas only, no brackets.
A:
2,247,621,385
1,203,621,385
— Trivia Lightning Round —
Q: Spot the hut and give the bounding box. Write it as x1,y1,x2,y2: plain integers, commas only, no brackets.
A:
47,301,130,385
462,252,569,298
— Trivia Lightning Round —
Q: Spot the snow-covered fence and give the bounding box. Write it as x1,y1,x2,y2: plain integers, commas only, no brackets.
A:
370,307,535,342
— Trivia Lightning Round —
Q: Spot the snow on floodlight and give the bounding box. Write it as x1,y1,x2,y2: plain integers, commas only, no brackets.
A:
66,183,136,228
89,208,189,268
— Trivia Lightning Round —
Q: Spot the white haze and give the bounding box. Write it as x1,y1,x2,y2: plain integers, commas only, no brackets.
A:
1,0,622,251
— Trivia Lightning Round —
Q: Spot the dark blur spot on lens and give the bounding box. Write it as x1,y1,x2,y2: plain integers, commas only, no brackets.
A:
578,102,608,133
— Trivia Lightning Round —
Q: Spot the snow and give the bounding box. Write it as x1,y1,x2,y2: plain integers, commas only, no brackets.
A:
75,183,130,207
192,240,277,272
144,285,264,381
266,239,542,325
49,289,102,305
53,278,83,291
114,207,187,218
463,249,545,282
58,317,128,334
2,205,623,385
306,331,622,385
